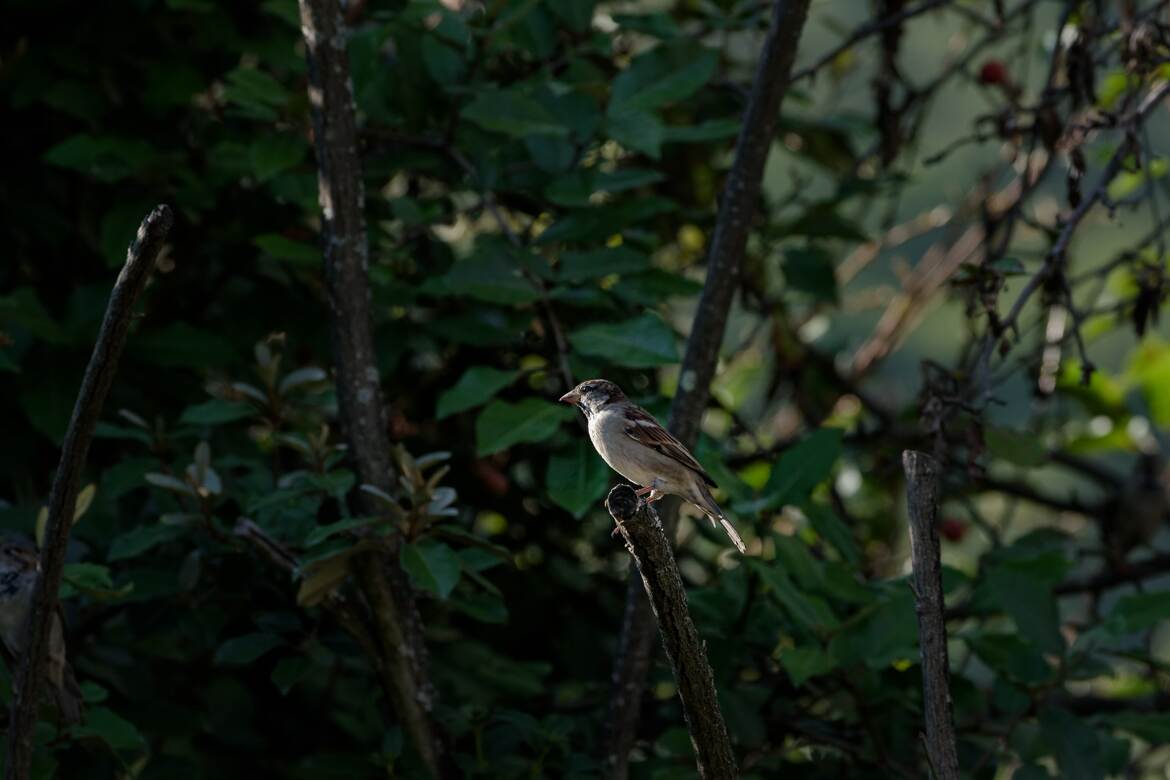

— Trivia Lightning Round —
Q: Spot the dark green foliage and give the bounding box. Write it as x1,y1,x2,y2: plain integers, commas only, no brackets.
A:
3,0,1170,778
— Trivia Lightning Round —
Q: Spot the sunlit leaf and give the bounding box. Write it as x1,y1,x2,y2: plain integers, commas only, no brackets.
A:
475,399,574,456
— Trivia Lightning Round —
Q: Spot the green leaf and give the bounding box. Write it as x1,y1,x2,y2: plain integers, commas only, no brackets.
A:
827,587,918,668
749,560,838,632
61,562,114,591
782,246,838,304
423,249,540,305
567,313,678,367
304,516,378,548
536,198,676,244
131,323,237,369
249,134,305,180
222,66,289,120
546,440,611,518
450,590,509,623
778,644,838,686
420,37,465,85
436,367,518,419
108,524,185,561
1040,708,1105,780
1127,340,1170,426
545,169,666,206
72,707,147,754
400,542,462,599
214,632,285,665
461,89,568,138
1108,711,1170,743
179,398,254,426
985,426,1047,467
735,428,843,514
781,203,868,242
0,288,67,344
271,657,313,695
966,633,1053,684
803,502,860,564
43,134,159,183
978,550,1070,653
661,118,740,144
547,0,595,32
558,247,649,282
475,399,574,455
607,108,665,158
1101,591,1170,636
253,233,320,266
610,43,718,113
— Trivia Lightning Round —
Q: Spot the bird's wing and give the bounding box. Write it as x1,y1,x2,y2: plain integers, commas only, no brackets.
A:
622,405,717,488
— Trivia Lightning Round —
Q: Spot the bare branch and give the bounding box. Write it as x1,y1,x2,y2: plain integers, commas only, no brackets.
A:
603,2,811,775
605,486,737,780
5,205,173,780
902,451,961,780
296,0,444,775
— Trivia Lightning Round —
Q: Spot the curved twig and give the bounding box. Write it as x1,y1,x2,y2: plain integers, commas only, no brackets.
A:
5,205,173,780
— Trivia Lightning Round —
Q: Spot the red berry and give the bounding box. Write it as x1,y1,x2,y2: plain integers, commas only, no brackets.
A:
939,518,967,542
979,60,1009,86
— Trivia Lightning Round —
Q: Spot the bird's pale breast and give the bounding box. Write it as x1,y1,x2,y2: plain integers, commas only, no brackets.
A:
587,406,689,491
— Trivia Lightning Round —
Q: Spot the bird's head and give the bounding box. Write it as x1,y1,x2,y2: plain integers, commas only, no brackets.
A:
559,379,625,416
0,538,38,574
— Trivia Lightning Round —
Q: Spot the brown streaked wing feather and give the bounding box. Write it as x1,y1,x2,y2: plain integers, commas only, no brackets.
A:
622,406,718,488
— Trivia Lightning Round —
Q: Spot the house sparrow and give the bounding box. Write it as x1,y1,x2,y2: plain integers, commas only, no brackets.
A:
0,538,84,725
559,379,747,553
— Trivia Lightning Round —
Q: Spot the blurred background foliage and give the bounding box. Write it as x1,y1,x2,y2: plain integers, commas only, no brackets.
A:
3,0,1170,777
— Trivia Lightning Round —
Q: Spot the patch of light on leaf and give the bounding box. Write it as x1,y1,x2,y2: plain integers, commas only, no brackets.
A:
798,314,829,343
677,224,704,253
654,681,677,700
475,511,507,536
836,465,862,498
606,233,622,247
1127,416,1156,451
1088,415,1113,437
529,212,553,240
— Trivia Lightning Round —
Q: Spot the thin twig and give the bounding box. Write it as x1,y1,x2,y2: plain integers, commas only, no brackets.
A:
5,205,173,780
790,0,951,82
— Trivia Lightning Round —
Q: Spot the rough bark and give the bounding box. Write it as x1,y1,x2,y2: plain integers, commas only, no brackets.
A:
5,205,173,780
603,1,811,775
902,451,961,780
605,486,737,780
296,1,443,776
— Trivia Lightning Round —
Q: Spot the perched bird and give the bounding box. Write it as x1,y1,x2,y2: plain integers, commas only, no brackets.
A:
0,538,84,725
559,379,747,553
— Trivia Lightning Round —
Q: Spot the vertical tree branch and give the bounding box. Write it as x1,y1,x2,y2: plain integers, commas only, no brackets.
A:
605,486,737,779
603,1,811,775
296,1,444,776
902,450,961,780
5,205,173,780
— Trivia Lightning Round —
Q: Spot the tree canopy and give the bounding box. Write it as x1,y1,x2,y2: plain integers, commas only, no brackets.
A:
3,0,1170,778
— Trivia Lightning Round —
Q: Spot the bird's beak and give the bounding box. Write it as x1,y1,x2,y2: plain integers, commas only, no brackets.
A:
558,390,580,405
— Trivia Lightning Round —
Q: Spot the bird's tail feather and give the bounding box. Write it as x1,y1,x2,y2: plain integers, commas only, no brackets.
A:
694,484,748,554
